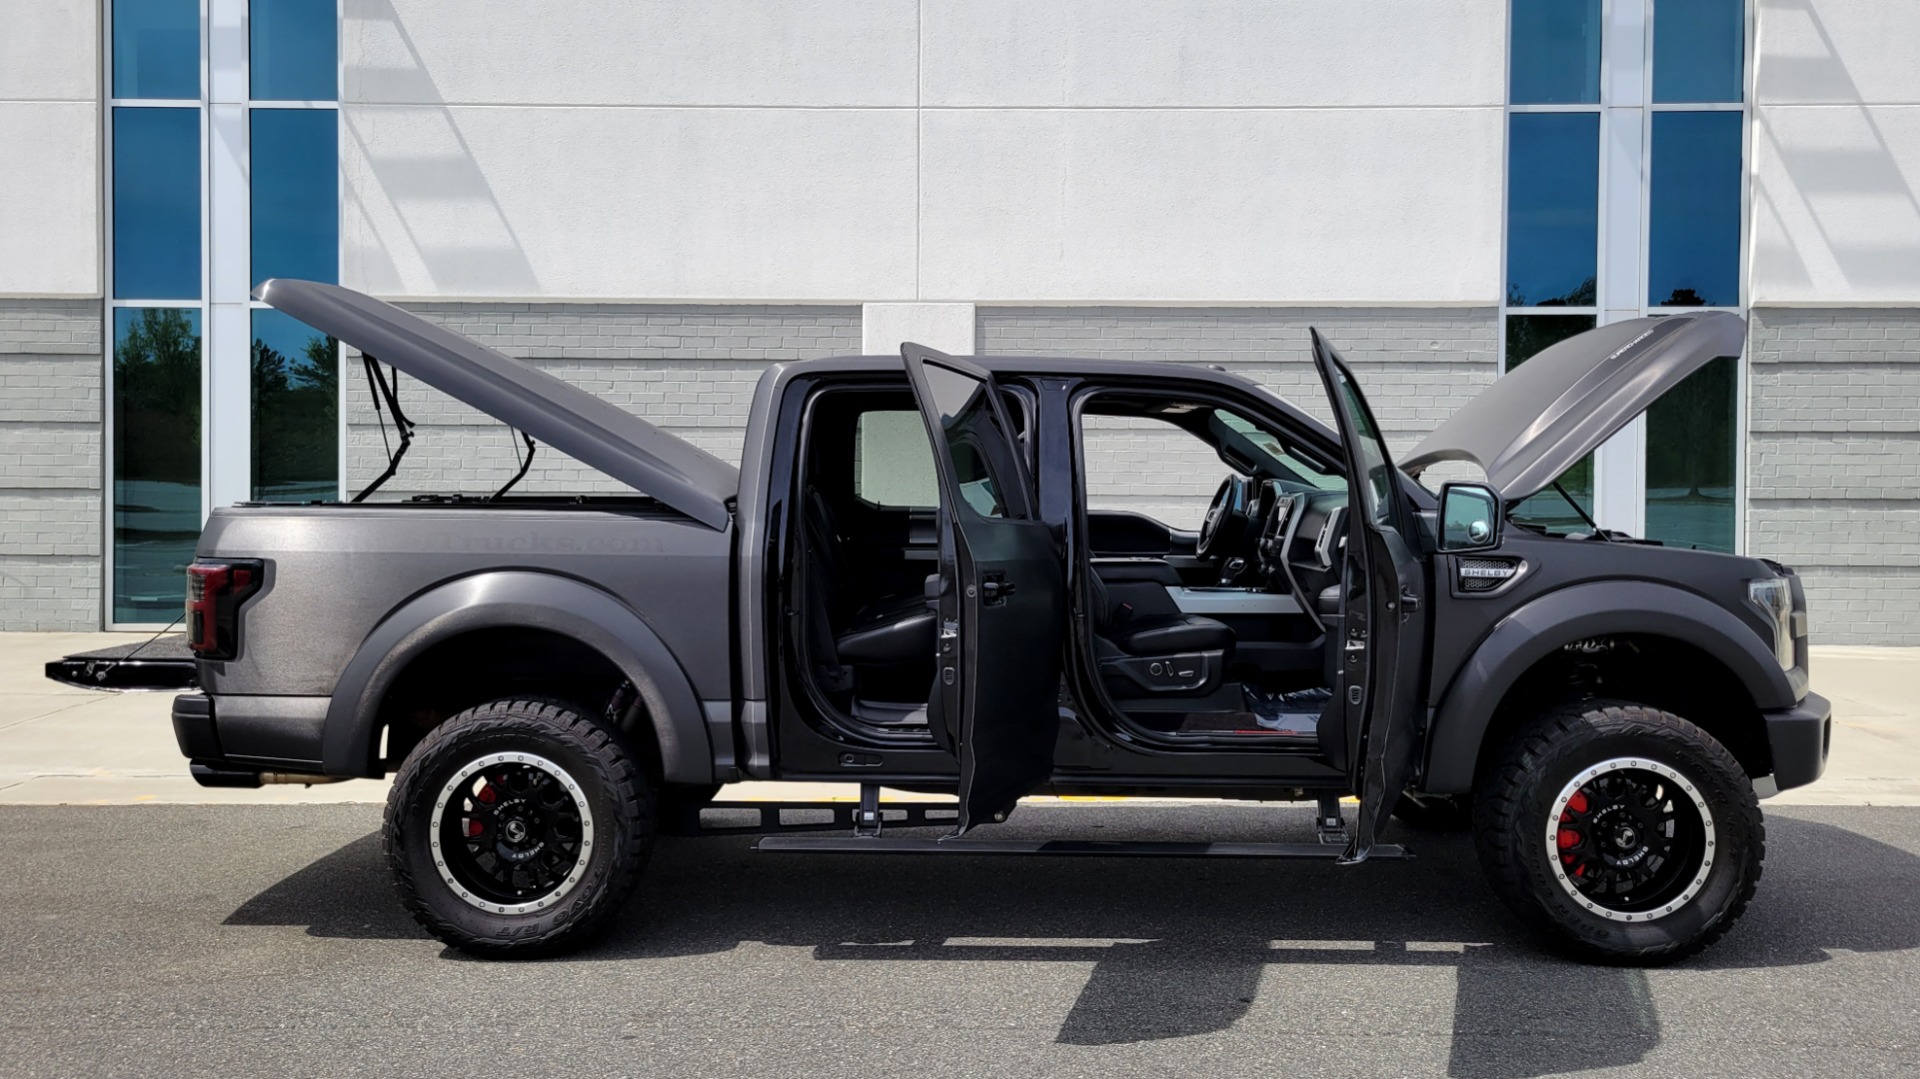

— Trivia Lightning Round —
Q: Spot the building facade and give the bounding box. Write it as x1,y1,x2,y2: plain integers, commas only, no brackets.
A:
1,0,1915,643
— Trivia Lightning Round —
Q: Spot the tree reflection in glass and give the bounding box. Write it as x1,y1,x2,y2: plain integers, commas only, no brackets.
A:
113,308,202,623
251,308,339,502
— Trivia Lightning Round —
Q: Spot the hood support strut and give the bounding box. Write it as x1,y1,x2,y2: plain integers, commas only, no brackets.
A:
491,428,537,501
351,354,414,504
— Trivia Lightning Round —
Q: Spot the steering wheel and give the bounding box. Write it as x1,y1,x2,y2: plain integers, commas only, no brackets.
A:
1197,475,1256,561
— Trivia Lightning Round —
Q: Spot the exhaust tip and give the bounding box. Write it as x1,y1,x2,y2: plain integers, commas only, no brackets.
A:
189,762,262,789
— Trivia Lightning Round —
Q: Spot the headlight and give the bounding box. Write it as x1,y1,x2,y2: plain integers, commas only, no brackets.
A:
1748,578,1795,672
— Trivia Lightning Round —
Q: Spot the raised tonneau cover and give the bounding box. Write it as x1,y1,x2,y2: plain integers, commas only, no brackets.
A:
254,279,741,530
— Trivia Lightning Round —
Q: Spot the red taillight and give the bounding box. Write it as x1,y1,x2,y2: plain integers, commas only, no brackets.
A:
185,559,263,659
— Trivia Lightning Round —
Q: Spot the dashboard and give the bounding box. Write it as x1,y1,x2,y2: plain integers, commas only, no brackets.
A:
1253,481,1348,623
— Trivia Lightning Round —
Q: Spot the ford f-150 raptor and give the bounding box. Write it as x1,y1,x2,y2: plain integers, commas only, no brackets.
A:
50,279,1831,963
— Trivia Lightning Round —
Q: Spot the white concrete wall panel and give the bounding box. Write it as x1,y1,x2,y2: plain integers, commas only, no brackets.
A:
343,0,918,107
1756,0,1920,105
0,104,100,297
342,105,917,300
0,0,97,101
1753,1,1920,305
1752,104,1920,304
922,0,1505,108
918,108,1503,304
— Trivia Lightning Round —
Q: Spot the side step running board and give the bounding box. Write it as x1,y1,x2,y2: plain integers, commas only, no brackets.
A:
755,836,1410,860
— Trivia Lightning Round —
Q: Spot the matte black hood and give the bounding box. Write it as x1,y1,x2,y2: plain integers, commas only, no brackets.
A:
1401,312,1747,501
256,279,739,529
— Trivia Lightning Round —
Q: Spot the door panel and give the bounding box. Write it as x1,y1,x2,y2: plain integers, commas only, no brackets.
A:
903,344,1066,835
1310,330,1430,864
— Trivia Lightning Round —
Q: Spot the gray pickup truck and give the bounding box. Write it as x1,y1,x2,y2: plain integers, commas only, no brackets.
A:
53,280,1830,963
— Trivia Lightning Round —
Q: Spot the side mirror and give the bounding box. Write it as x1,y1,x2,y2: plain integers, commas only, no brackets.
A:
1438,482,1503,553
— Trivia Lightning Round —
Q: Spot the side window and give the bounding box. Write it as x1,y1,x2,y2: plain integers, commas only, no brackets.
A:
852,409,938,509
916,363,1029,520
1079,414,1221,531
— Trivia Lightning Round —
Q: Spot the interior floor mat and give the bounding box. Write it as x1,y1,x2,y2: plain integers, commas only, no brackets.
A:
1244,685,1331,736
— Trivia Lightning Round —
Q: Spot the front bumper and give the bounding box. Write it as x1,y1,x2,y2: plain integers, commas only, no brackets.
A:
1763,691,1832,793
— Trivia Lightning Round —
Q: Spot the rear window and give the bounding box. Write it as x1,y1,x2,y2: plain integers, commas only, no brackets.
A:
852,410,938,509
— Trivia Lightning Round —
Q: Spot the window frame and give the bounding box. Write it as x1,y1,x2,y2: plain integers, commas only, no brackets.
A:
103,0,343,628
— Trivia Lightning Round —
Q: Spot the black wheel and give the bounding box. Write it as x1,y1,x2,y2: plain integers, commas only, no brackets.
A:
1392,793,1472,832
385,697,654,957
1473,700,1764,964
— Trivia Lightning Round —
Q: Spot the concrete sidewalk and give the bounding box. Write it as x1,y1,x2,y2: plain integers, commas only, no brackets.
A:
4,631,1915,806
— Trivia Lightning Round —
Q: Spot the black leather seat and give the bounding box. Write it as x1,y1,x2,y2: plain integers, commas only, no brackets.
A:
1087,572,1234,697
1108,614,1235,656
802,488,936,667
1088,573,1234,657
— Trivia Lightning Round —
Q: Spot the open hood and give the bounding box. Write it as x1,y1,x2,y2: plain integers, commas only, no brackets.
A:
1401,311,1746,502
256,279,739,529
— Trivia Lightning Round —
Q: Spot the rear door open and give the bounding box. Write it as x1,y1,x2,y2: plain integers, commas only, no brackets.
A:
902,344,1065,835
1310,331,1430,864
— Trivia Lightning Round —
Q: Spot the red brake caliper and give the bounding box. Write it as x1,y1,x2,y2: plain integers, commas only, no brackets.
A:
468,779,498,837
1558,790,1589,875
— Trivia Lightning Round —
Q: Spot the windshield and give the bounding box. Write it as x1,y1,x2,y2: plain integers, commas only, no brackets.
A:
1214,410,1347,491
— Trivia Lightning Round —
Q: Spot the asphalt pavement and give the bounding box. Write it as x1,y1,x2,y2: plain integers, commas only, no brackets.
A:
3,801,1917,1079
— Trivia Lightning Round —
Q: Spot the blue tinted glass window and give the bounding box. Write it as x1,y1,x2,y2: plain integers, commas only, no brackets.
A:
1507,113,1599,308
113,0,200,99
251,0,338,100
251,109,339,285
251,309,339,502
1647,355,1736,552
1505,315,1597,532
1649,112,1741,307
1654,0,1745,103
1511,0,1601,104
113,108,202,300
113,307,202,623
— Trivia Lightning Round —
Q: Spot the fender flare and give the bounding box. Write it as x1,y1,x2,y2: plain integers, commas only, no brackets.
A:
320,570,712,783
1421,580,1797,794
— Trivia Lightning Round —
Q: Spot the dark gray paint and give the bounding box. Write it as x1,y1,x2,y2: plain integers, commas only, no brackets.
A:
181,341,1820,803
317,571,711,783
1421,578,1799,794
254,279,741,530
1401,311,1747,501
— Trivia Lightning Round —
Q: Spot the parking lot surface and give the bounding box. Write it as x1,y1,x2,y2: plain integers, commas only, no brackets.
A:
2,801,1917,1079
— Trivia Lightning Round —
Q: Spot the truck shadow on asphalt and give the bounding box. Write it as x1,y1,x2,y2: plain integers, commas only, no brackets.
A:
229,811,1920,1078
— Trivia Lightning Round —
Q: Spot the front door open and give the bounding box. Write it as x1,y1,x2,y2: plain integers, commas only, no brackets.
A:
1310,330,1430,864
902,344,1065,835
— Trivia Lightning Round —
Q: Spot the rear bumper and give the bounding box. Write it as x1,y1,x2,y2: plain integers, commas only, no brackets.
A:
1763,691,1832,793
172,693,330,779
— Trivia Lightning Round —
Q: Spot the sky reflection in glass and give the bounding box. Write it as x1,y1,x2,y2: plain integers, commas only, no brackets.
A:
113,107,202,300
251,109,339,286
1649,112,1742,307
1507,114,1599,308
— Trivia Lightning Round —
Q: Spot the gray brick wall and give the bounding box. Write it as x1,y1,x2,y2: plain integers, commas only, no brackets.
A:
980,306,1499,522
344,303,860,499
0,299,101,630
1748,309,1920,645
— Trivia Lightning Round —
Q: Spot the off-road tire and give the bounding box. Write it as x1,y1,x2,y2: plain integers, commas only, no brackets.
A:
385,697,654,958
1473,700,1764,964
